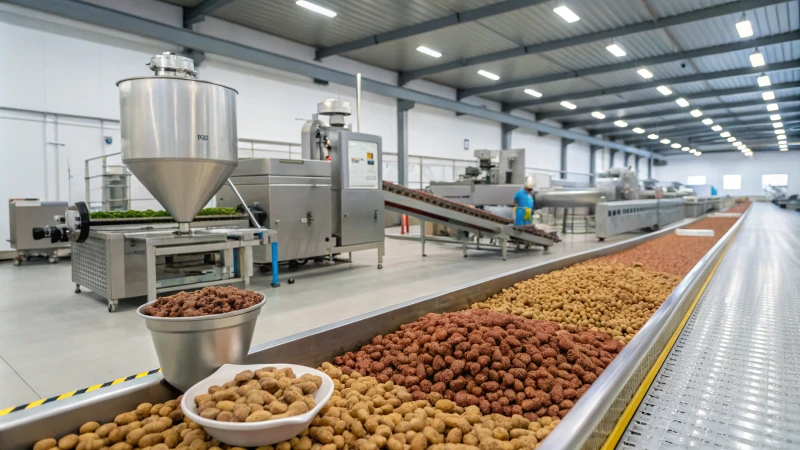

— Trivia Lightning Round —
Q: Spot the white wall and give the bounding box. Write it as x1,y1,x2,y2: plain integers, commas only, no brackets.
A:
655,151,800,196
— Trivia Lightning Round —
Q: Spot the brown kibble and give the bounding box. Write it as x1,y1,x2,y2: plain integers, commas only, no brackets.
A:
245,411,273,422
142,286,263,318
114,412,138,426
138,433,164,447
58,434,80,449
235,370,255,382
34,438,57,450
109,443,132,450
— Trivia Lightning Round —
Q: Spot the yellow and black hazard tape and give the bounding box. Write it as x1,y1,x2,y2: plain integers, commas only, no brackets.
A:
0,368,161,418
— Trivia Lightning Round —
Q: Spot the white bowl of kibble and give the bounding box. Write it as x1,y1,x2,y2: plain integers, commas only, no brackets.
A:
181,363,333,447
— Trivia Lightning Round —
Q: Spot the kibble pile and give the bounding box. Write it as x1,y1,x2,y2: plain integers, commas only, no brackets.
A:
589,217,739,276
727,201,750,213
142,286,263,317
473,264,680,343
333,310,623,420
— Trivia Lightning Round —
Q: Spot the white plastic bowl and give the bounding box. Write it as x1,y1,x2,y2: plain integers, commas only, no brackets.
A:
181,363,334,447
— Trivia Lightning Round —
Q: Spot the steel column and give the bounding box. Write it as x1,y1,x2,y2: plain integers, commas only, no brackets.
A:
609,149,618,167
560,138,573,180
589,145,600,186
501,124,518,150
648,158,653,179
397,99,414,186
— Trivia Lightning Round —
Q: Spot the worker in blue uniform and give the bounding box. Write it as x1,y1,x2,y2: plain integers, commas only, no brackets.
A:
513,176,536,226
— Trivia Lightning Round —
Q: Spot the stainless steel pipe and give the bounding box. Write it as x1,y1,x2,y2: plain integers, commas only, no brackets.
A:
534,188,606,208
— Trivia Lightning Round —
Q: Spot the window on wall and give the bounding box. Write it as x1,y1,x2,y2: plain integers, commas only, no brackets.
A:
687,176,707,185
762,174,788,189
723,174,741,190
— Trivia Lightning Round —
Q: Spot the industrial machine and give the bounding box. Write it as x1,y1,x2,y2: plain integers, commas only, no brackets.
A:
218,99,385,269
7,199,70,265
31,53,273,311
84,154,132,212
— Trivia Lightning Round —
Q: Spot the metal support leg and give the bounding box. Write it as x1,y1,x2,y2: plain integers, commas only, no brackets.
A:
241,246,251,288
348,252,352,262
463,236,468,258
270,241,280,287
377,247,384,269
501,239,507,261
421,219,427,257
146,243,157,303
476,232,481,250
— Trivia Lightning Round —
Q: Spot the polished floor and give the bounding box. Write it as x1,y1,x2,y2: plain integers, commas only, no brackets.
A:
620,203,800,449
0,226,640,408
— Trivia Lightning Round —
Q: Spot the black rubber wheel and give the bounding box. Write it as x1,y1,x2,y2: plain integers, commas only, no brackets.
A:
108,303,117,312
377,264,383,269
75,201,91,243
288,278,296,284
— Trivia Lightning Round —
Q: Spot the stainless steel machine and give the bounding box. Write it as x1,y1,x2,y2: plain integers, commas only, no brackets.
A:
31,53,273,311
218,99,385,269
7,199,70,265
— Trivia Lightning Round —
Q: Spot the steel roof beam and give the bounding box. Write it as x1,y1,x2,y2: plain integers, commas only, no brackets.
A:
503,61,800,111
566,99,800,129
623,121,800,145
6,0,664,160
315,0,549,60
537,81,800,120
458,31,800,99
596,111,800,136
401,0,788,84
183,0,236,26
641,132,798,148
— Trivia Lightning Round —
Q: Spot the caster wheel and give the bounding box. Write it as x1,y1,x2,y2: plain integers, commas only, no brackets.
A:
75,284,81,294
288,278,296,284
108,303,117,312
259,265,270,274
463,255,468,258
377,264,383,269
48,257,59,264
422,254,427,257
12,258,21,266
598,238,605,242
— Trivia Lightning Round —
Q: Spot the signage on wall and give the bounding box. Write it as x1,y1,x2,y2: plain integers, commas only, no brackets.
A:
464,139,470,150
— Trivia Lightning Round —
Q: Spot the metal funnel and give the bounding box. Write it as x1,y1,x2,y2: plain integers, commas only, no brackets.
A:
117,53,239,226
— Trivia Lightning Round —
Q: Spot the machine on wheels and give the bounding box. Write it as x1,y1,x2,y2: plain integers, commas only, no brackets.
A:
31,53,273,311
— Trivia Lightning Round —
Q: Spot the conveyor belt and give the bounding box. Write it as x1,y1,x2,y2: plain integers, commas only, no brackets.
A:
616,203,800,449
383,181,560,243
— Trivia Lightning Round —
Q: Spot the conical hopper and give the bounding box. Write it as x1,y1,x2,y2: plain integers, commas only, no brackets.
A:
117,53,239,225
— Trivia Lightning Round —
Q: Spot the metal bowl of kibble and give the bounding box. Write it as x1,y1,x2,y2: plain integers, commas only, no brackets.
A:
137,286,266,392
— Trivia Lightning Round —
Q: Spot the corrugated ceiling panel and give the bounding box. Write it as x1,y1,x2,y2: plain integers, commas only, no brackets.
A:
480,77,600,104
159,0,203,6
426,53,569,89
538,29,675,72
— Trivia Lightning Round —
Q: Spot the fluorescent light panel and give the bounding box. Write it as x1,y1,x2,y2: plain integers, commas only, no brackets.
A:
757,75,771,87
296,0,336,17
695,152,702,156
676,98,690,107
656,85,672,96
682,147,690,151
591,111,606,119
773,122,783,128
637,68,654,79
720,132,731,138
648,134,659,140
750,51,765,67
524,88,543,97
477,70,499,80
775,129,785,134
560,101,577,109
416,46,442,58
727,137,736,142
553,5,580,23
762,91,775,101
711,125,723,131
690,109,703,117
777,134,786,140
702,118,713,125
614,120,628,127
770,114,781,121
632,127,645,134
660,138,671,144
671,143,681,148
606,44,626,57
736,19,754,38
767,103,779,111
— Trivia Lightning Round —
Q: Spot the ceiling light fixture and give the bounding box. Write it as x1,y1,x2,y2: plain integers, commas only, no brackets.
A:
637,68,654,79
702,118,714,125
727,137,736,142
689,149,697,154
775,129,785,135
606,44,626,57
720,131,731,138
773,122,784,128
780,148,788,151
560,101,577,110
648,134,659,140
777,134,786,140
770,114,781,121
690,109,703,117
660,138,671,144
553,5,580,23
695,151,702,156
416,46,442,58
682,147,690,151
591,111,606,119
676,98,690,107
762,91,776,101
477,70,500,80
711,125,723,131
750,49,765,67
671,143,681,149
734,141,743,147
656,86,672,96
767,103,779,111
632,127,645,134
524,88,543,97
736,15,754,38
614,120,628,127
757,75,771,87
296,0,337,17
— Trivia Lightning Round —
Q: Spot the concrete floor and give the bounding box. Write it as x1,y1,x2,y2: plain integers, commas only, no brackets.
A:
0,227,638,409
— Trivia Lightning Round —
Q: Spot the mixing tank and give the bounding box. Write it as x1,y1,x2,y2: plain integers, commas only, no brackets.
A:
117,52,239,233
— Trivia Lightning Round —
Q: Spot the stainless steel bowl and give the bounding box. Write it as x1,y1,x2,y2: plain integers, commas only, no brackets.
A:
137,294,266,392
